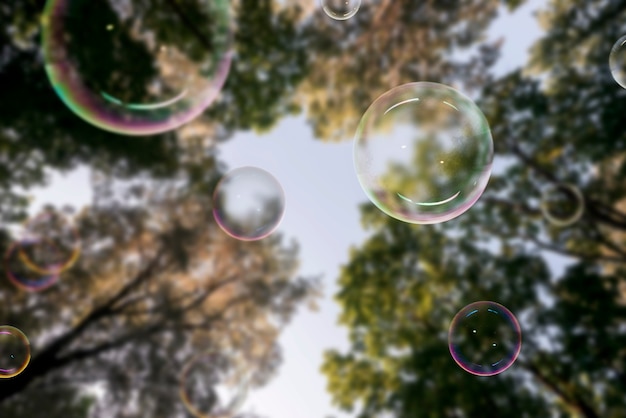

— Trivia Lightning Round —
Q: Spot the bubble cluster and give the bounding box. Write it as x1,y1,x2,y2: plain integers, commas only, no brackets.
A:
179,352,248,418
0,326,31,379
213,167,285,241
610,35,626,89
540,183,584,227
3,211,80,291
321,0,361,20
448,301,521,377
41,0,232,136
353,82,493,224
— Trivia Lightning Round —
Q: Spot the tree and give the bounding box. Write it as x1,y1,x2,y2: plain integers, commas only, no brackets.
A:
322,0,626,417
0,177,318,417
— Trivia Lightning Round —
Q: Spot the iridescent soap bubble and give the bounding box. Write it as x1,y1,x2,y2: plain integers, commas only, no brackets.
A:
4,240,63,291
448,301,521,377
41,0,232,136
321,0,361,20
213,167,285,241
0,326,31,379
180,352,249,418
19,210,81,275
610,35,626,89
540,183,584,227
353,82,494,224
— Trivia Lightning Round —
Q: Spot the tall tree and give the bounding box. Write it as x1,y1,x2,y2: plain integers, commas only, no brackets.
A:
322,0,626,417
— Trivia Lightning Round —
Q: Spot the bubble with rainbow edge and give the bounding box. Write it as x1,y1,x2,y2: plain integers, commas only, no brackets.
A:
0,326,31,379
540,183,584,227
353,82,493,224
448,301,522,377
179,352,249,418
321,0,361,20
213,167,285,241
610,35,626,89
4,239,64,291
41,0,232,136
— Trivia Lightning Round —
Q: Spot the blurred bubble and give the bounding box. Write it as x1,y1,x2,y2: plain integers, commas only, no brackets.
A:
41,0,232,136
540,183,584,227
321,0,361,21
213,167,285,241
4,240,63,291
19,210,80,275
180,352,248,418
448,301,521,377
610,35,626,89
353,82,493,224
0,326,31,379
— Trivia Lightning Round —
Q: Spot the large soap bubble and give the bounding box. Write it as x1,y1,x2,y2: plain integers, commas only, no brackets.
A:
321,0,361,21
41,0,232,136
610,35,626,89
0,326,31,379
353,82,493,224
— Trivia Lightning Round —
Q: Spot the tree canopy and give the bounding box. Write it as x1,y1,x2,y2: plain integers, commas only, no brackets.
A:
322,0,626,417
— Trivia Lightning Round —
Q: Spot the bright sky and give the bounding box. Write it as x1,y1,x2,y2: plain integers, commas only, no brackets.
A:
23,1,546,417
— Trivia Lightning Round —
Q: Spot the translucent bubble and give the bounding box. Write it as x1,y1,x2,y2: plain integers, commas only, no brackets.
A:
213,167,285,241
19,211,81,275
321,0,361,20
610,35,626,89
4,240,63,291
353,82,493,224
0,326,31,379
41,0,232,136
540,183,584,227
180,352,249,418
448,301,521,377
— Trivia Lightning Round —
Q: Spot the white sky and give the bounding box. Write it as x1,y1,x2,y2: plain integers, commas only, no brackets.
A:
21,1,546,417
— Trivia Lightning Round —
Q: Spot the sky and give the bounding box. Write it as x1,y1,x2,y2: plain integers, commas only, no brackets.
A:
22,1,546,417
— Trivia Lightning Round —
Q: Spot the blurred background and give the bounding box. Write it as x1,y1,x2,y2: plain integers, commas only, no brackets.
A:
1,0,626,417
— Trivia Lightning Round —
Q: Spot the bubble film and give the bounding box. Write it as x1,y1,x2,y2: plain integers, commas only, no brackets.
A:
610,35,626,89
213,167,285,241
0,326,31,379
353,82,493,224
321,0,361,21
540,183,584,227
179,352,249,418
19,211,80,275
41,0,232,136
448,301,522,377
4,240,63,291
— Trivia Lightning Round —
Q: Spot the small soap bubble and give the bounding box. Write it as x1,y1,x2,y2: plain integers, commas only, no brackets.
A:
179,352,248,418
4,240,63,291
19,210,81,275
213,167,285,241
448,301,521,377
321,0,361,21
540,183,584,227
0,326,31,379
353,82,493,224
610,35,626,89
41,0,232,135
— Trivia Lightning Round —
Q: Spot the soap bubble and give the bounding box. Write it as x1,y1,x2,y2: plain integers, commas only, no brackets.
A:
321,0,361,20
4,240,63,291
19,211,80,275
540,183,584,227
0,326,31,379
353,82,493,224
41,0,232,136
610,35,626,89
448,301,521,377
180,352,249,418
213,167,285,241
